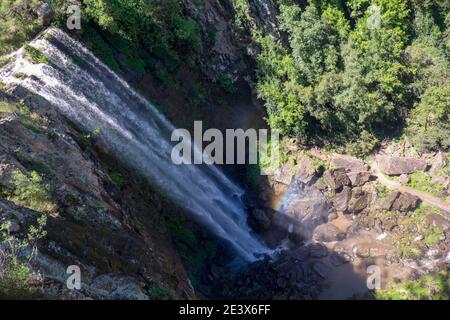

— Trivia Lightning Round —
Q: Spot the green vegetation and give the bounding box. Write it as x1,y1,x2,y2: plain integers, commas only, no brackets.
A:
23,45,49,64
407,171,446,198
218,74,238,94
0,0,43,55
148,283,174,300
6,170,55,213
384,203,447,258
242,0,450,155
110,172,127,189
167,216,218,288
376,270,450,300
0,100,17,114
0,215,47,299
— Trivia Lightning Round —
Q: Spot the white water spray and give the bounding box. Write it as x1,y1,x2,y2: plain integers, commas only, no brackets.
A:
0,28,267,261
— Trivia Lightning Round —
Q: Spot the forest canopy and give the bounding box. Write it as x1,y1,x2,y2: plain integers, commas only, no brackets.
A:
254,0,449,155
1,0,449,156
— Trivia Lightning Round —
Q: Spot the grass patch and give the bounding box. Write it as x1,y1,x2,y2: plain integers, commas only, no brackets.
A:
407,171,446,197
376,270,450,300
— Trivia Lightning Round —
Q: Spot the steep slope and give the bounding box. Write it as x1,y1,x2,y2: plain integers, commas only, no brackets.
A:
0,55,196,300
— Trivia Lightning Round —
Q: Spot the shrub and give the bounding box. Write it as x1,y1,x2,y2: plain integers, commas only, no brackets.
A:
148,284,173,300
111,172,127,189
0,215,47,299
8,170,55,213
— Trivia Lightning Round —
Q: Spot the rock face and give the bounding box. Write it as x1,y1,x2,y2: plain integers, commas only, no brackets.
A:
283,181,332,241
333,186,352,212
0,89,194,299
182,0,279,81
376,155,427,175
296,156,316,184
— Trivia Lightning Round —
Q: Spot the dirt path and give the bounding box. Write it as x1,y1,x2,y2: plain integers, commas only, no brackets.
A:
370,160,450,214
308,149,450,214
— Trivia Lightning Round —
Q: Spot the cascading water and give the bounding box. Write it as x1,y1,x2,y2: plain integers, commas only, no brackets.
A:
0,28,267,261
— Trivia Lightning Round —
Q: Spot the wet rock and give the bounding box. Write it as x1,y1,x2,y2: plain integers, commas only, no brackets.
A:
333,186,352,212
312,262,330,279
308,243,329,258
313,224,346,243
248,208,271,232
284,187,332,240
291,246,310,261
376,155,427,175
329,251,352,266
323,168,351,190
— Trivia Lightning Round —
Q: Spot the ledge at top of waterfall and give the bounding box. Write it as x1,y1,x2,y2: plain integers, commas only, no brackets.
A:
0,27,268,261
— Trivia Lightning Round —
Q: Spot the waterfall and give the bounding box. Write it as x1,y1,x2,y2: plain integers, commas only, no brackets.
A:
0,28,267,261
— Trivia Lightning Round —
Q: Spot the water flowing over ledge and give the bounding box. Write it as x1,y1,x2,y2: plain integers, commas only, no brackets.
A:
0,28,268,261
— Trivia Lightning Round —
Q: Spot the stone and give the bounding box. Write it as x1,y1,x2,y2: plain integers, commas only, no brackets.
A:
376,155,427,175
33,1,54,26
391,192,420,212
296,156,316,184
398,174,410,185
329,251,352,266
380,191,401,210
347,189,369,214
308,243,329,258
327,210,338,222
312,224,346,243
312,262,331,279
331,154,366,172
283,187,332,240
353,245,371,258
347,171,372,187
8,220,21,233
425,213,450,232
248,208,271,232
431,152,447,171
333,186,352,212
272,163,293,185
322,168,351,190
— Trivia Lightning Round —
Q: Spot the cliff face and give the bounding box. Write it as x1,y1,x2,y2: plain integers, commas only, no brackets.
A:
182,0,279,81
0,86,194,299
